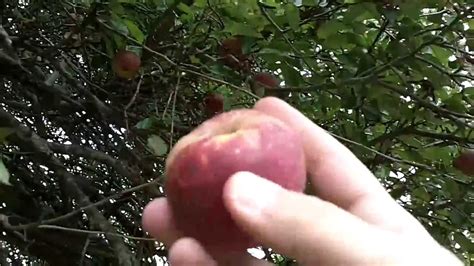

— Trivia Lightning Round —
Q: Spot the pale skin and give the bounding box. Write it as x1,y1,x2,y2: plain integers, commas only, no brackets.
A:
142,97,464,266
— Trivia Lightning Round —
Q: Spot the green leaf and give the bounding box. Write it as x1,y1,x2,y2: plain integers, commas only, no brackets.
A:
285,3,300,31
389,186,406,200
110,16,129,35
281,62,302,87
443,94,467,113
302,0,318,6
317,20,347,39
224,22,262,37
0,159,11,186
0,127,14,143
123,19,145,44
399,2,422,19
431,46,452,67
147,135,168,156
444,179,462,200
466,18,474,30
453,233,474,253
109,1,125,15
419,146,453,164
136,117,158,130
346,32,368,47
104,36,115,58
463,87,474,97
177,3,193,14
323,34,356,50
413,187,431,202
449,208,466,224
257,48,292,59
343,3,378,22
193,0,206,7
418,65,450,90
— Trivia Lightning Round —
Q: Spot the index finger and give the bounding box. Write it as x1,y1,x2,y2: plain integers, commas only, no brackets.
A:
253,97,429,235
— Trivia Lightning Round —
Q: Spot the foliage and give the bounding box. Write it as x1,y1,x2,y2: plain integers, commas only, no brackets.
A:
0,0,473,264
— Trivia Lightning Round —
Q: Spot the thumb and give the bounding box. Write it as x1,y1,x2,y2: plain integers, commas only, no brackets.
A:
222,172,439,265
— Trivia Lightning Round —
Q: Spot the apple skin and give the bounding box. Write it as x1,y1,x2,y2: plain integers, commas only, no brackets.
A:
453,149,474,176
165,109,306,255
112,50,141,80
204,93,225,116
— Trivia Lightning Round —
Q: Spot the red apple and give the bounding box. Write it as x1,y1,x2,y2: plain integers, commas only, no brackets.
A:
218,37,250,72
204,93,225,116
165,109,307,255
453,149,474,176
219,38,243,56
112,50,141,80
251,72,280,97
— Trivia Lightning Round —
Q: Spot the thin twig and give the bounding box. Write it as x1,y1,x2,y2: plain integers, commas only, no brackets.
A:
98,20,177,66
368,19,388,54
99,19,258,100
183,68,259,98
292,4,346,33
124,74,144,133
258,3,318,74
330,131,470,185
161,90,175,120
0,108,138,264
37,225,156,242
5,177,162,231
330,132,415,166
355,14,461,81
170,72,181,146
414,55,462,86
79,237,91,265
378,81,474,121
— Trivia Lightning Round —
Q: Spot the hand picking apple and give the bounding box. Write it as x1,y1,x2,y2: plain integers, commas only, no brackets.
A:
142,97,463,266
164,108,306,256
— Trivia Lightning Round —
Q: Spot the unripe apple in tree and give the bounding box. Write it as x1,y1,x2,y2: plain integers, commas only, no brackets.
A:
164,109,307,255
204,93,225,116
453,149,474,176
112,50,141,80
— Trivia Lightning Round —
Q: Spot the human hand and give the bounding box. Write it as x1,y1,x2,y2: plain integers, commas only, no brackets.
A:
142,97,463,265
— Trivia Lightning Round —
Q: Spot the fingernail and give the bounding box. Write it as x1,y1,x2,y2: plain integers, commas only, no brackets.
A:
226,172,281,217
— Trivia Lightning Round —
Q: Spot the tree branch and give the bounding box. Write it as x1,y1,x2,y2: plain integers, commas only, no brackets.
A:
368,19,388,54
0,108,138,266
378,81,474,124
48,142,136,179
